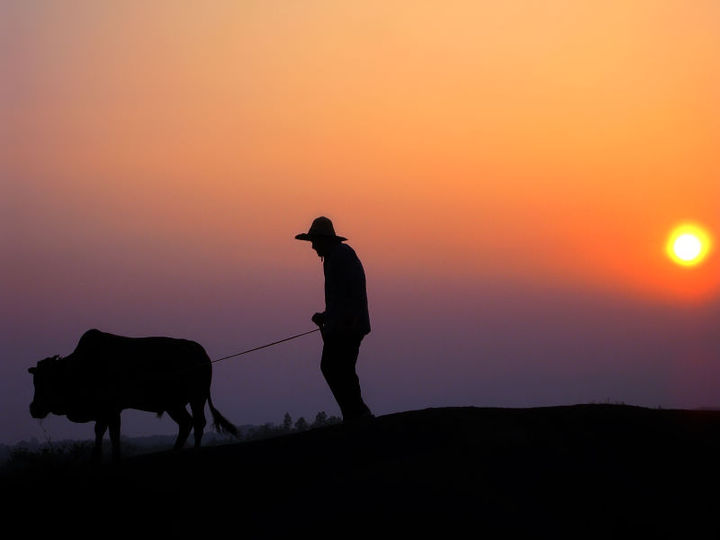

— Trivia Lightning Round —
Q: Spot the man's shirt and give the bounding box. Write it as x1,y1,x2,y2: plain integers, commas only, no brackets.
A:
323,243,371,338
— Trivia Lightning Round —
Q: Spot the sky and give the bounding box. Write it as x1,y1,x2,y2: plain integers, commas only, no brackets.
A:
2,1,719,445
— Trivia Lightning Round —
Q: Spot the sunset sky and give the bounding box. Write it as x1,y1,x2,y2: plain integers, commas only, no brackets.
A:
2,1,719,444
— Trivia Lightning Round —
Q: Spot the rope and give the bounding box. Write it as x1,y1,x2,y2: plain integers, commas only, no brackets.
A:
211,328,320,364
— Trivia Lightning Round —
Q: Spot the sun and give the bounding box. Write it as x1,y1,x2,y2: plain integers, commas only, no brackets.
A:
666,223,712,267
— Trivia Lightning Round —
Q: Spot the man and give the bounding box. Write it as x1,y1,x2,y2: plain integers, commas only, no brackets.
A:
295,216,373,423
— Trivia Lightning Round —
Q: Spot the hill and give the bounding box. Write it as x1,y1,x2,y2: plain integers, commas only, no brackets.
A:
4,405,720,536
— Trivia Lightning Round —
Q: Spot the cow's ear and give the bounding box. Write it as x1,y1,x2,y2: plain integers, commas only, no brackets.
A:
28,367,36,374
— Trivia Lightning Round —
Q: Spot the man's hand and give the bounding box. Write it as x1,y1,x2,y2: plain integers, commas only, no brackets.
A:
311,312,326,327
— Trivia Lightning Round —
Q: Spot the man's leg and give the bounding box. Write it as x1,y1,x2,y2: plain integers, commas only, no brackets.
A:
321,336,371,421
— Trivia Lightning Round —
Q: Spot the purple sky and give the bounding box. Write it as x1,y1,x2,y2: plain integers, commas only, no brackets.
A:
3,272,719,445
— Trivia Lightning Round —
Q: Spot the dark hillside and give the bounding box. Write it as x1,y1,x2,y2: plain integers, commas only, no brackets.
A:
4,405,720,536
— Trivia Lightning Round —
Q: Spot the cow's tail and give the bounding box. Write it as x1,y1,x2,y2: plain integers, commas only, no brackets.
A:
208,395,240,438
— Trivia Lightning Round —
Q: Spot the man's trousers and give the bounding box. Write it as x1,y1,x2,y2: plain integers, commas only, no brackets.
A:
320,334,372,421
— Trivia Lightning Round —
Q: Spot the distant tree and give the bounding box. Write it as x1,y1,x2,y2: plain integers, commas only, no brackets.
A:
294,417,308,432
311,411,328,428
282,413,293,433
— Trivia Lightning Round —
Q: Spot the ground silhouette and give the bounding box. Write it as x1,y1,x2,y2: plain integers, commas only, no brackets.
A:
4,405,720,536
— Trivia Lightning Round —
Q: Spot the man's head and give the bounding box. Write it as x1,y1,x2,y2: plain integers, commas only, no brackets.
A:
295,216,347,257
310,236,340,258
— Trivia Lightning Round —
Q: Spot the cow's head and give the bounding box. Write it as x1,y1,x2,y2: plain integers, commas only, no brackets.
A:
28,355,64,419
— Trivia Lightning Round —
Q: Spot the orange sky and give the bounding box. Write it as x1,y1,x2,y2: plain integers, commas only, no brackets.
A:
0,0,720,448
2,1,720,442
4,1,718,304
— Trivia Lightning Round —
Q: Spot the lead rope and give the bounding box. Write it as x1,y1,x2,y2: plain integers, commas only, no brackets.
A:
211,328,321,364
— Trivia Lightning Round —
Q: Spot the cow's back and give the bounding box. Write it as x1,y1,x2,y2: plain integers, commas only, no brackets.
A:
68,329,212,416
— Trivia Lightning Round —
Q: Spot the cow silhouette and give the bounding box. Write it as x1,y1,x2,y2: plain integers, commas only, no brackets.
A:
29,329,239,461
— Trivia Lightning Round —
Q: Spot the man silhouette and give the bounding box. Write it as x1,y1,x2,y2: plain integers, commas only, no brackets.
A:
296,216,373,423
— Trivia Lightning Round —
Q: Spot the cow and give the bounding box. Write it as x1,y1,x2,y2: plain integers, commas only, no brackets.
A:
28,329,239,461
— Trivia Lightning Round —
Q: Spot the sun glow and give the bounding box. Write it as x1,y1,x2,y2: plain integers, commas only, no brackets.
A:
667,223,712,267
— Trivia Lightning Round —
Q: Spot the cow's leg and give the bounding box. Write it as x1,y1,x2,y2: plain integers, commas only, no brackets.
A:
93,420,107,462
189,398,207,449
108,413,121,463
167,406,193,450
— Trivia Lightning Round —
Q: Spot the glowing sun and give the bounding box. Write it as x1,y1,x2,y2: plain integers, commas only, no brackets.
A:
667,223,712,266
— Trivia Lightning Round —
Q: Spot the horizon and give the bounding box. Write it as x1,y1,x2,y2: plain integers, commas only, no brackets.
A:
7,401,720,450
3,1,719,445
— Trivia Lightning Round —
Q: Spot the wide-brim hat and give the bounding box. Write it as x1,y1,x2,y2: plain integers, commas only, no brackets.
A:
295,216,347,242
